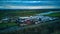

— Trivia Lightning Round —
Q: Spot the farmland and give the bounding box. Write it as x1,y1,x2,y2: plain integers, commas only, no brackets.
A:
0,9,60,34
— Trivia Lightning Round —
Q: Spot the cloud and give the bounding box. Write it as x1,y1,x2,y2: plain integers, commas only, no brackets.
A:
0,5,60,9
1,1,59,3
0,1,41,3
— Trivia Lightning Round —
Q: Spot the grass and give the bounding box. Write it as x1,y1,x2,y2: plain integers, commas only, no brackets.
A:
0,10,45,28
5,11,45,17
1,19,60,34
0,10,60,34
0,10,46,18
0,22,17,28
44,12,60,17
7,11,41,16
0,10,45,29
0,11,60,28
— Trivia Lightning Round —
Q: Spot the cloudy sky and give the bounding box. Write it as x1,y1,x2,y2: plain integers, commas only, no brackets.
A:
0,0,60,9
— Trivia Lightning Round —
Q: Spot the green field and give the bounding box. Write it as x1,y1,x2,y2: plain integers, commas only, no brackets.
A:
0,10,60,34
1,19,60,34
44,12,60,17
0,10,47,28
0,10,46,28
0,10,47,18
0,22,17,29
0,10,60,28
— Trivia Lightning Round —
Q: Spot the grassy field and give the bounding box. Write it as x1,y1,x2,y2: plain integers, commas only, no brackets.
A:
44,12,60,17
0,10,60,34
0,10,60,28
0,10,46,28
0,22,17,29
1,19,60,34
0,10,47,28
0,10,47,18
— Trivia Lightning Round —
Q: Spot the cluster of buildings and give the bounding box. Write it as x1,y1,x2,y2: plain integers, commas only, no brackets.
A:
0,15,58,26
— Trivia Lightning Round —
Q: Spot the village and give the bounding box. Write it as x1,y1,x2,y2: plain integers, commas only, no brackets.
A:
0,15,59,27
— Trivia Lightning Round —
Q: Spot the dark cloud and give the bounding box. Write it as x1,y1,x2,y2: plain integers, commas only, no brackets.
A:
0,1,60,6
0,0,60,1
0,1,60,9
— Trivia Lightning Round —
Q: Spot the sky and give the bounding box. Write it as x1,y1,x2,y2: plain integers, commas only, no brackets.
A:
0,0,60,9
